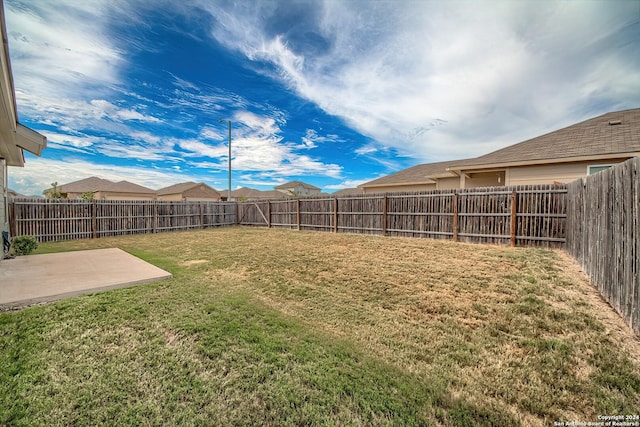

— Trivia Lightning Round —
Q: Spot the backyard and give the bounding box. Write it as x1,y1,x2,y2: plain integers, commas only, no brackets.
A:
1,227,639,426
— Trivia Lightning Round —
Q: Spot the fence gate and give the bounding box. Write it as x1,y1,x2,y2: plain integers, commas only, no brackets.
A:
237,201,270,227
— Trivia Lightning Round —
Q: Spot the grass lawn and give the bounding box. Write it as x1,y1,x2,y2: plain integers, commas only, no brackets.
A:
1,227,639,426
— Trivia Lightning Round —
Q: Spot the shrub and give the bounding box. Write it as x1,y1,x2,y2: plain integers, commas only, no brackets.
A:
11,235,39,256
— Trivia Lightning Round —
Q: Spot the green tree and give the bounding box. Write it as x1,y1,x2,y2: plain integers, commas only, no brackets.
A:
45,182,62,199
79,191,94,200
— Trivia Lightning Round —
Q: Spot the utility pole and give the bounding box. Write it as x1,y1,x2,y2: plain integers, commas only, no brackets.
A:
219,119,232,201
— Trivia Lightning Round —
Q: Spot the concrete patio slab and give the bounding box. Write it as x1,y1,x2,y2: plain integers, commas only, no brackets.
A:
0,248,172,308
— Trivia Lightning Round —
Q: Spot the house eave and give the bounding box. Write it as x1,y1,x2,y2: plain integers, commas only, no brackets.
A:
359,179,437,189
16,123,47,156
447,153,640,173
0,7,47,166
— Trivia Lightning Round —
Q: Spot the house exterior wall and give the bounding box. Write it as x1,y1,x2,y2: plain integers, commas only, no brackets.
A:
463,171,505,188
362,183,436,194
277,185,320,196
95,192,156,201
184,196,221,201
435,177,459,190
505,158,633,186
156,194,183,201
1,159,7,253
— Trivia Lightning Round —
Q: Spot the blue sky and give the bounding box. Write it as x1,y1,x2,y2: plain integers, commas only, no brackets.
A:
5,0,639,195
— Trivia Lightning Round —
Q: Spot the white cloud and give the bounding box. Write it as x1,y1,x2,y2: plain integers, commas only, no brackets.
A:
176,138,228,158
8,157,216,196
6,0,125,99
88,100,163,123
324,178,376,191
300,129,341,149
202,0,640,162
45,132,95,149
229,111,343,178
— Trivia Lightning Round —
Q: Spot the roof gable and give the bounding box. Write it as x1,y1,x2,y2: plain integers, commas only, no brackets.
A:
231,187,263,198
275,180,320,190
156,182,200,195
56,177,155,194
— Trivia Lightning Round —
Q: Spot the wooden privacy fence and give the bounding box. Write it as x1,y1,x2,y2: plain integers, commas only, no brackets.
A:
9,199,237,242
10,185,568,246
566,157,640,335
236,184,568,247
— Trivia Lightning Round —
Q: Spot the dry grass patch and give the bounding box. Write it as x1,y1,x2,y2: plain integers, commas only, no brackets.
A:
2,227,639,426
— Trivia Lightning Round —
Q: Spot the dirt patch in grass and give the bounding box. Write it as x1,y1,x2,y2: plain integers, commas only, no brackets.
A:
2,227,639,426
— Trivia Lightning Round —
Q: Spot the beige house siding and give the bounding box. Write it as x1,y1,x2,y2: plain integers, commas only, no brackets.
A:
94,192,156,201
505,158,633,186
277,186,320,196
156,194,183,201
63,191,155,200
363,183,436,194
462,171,505,188
435,177,459,190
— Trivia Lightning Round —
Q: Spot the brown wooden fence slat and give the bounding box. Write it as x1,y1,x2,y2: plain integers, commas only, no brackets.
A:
566,157,640,336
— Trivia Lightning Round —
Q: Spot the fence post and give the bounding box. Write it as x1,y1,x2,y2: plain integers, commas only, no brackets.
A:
235,202,239,225
510,190,517,247
199,202,204,229
267,201,271,228
9,199,17,237
333,198,338,233
92,200,97,239
452,192,459,242
296,199,301,231
153,202,158,233
382,194,388,236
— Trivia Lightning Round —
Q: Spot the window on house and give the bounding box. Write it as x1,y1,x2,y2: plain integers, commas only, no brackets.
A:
587,164,614,175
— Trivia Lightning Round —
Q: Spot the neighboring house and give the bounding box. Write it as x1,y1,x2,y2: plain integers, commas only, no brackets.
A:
46,177,156,200
360,108,640,192
230,187,288,201
156,182,221,201
1,5,47,257
332,188,364,196
231,187,264,201
259,190,289,200
275,180,321,196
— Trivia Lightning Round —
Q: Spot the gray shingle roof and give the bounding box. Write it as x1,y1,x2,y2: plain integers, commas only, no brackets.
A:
230,187,288,200
360,159,468,188
56,177,155,194
332,188,364,196
156,182,200,195
451,108,640,169
231,187,264,198
275,180,320,190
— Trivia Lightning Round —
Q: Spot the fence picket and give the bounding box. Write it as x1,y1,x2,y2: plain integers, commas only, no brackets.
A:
566,157,640,335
